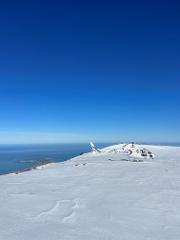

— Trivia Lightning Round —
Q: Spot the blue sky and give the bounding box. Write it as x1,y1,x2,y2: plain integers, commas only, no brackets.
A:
0,0,180,143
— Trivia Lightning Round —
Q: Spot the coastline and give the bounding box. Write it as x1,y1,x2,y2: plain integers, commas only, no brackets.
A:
0,143,92,175
0,159,54,176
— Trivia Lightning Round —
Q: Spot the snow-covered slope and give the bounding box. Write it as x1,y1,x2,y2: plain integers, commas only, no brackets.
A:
1,144,180,240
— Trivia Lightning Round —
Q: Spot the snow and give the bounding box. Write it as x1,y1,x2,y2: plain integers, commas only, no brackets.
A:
1,144,180,240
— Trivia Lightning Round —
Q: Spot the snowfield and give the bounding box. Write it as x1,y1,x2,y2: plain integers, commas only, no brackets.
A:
1,144,180,240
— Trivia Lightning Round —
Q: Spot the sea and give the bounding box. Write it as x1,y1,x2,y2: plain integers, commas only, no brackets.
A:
0,142,180,175
0,143,111,175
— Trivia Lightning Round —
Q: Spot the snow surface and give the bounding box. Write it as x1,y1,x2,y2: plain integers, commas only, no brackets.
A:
1,144,180,240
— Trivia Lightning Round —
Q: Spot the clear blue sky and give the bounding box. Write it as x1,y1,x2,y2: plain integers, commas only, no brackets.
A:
0,0,180,143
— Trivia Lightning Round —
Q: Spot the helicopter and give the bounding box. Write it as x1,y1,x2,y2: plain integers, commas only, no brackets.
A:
90,142,155,161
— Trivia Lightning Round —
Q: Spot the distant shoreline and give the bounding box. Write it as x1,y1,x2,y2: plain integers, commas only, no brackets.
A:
0,158,55,176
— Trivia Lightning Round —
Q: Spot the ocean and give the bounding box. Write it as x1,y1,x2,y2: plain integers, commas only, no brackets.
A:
0,143,111,175
0,142,180,175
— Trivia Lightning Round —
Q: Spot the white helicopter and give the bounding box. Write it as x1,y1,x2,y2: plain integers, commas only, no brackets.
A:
90,142,155,161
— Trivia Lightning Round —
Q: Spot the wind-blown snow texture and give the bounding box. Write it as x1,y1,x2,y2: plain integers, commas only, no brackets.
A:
1,144,180,240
